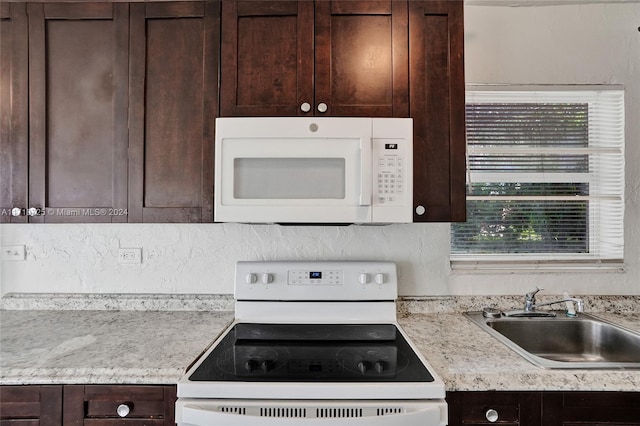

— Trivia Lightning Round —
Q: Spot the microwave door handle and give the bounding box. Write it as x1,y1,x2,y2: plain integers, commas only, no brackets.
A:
359,138,372,206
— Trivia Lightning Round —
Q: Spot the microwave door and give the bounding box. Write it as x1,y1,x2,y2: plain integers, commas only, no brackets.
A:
216,137,372,223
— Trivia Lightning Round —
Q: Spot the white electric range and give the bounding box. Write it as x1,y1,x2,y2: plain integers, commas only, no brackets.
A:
176,261,447,425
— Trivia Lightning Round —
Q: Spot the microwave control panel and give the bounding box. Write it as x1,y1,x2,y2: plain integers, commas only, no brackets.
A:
374,140,408,206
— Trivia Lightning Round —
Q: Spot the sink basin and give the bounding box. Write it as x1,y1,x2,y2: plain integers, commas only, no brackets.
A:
465,312,640,369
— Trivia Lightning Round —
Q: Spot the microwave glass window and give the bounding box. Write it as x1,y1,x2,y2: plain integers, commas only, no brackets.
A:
234,158,346,199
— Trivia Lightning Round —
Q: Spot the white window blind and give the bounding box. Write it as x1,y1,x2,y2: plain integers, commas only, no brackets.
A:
451,88,625,269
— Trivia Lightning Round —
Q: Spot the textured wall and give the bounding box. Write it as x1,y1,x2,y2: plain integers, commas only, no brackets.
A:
1,2,639,296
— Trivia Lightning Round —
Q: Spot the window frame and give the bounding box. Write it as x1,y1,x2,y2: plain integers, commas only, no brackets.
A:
451,85,625,272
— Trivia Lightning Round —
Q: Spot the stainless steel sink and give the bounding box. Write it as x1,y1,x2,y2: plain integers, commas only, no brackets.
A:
465,312,640,369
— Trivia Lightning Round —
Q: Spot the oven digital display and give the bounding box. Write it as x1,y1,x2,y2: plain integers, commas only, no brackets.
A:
310,271,322,279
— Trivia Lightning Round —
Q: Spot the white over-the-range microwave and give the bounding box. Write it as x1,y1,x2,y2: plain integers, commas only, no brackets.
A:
214,117,413,224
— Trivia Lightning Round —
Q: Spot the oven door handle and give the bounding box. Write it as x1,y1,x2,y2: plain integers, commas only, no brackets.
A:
181,403,444,425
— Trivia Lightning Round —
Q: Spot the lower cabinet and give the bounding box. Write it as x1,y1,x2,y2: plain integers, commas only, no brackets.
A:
0,385,176,426
447,391,640,426
0,385,62,425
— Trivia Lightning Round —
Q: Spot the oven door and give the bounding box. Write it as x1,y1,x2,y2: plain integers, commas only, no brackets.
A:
214,117,373,224
176,399,447,426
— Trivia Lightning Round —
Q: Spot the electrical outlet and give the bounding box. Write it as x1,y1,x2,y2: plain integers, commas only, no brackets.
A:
118,248,142,264
2,245,26,261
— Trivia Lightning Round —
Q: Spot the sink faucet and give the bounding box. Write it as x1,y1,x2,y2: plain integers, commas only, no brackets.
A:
505,287,585,317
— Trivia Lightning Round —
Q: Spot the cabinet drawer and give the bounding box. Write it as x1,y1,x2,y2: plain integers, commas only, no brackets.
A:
448,391,541,426
64,385,176,425
84,386,165,419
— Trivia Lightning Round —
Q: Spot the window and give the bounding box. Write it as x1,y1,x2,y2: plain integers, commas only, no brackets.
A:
451,87,625,270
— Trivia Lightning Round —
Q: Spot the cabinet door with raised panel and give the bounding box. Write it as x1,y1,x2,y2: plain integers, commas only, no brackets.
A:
26,3,129,223
0,3,28,223
409,0,466,222
314,0,408,117
220,0,314,116
128,1,219,223
0,385,63,426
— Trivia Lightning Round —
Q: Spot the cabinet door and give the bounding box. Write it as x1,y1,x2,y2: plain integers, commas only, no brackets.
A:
0,385,63,426
0,3,28,223
314,0,408,117
542,392,640,425
447,391,542,426
220,0,314,116
27,3,129,223
128,2,219,222
409,0,466,222
63,385,176,425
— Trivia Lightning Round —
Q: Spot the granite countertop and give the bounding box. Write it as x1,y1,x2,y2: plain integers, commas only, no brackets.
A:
1,293,639,390
0,309,234,385
398,312,640,392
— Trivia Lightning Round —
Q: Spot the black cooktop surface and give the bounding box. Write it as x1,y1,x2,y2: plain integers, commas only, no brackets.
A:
189,323,435,383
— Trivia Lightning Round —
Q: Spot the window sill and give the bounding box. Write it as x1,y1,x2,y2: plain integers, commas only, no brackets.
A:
450,258,625,274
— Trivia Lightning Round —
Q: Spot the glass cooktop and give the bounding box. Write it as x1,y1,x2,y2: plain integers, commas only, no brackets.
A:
189,323,435,383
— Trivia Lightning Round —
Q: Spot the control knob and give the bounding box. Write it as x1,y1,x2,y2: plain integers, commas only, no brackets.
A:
374,361,385,374
261,273,273,284
244,360,259,372
357,361,370,374
358,273,370,285
260,360,272,373
245,273,257,284
374,273,385,284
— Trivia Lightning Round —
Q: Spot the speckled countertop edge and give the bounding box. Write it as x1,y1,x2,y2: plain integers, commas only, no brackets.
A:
2,293,638,314
0,293,235,311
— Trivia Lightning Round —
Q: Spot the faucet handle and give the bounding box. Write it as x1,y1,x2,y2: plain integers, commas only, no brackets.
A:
525,287,544,301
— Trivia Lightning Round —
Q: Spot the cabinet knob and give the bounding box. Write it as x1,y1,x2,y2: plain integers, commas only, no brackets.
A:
300,102,311,113
485,408,499,422
11,207,22,217
415,205,426,216
317,102,328,113
117,403,133,417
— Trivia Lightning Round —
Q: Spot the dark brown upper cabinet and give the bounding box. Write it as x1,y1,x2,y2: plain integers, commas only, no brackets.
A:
128,2,219,223
0,1,220,224
220,0,409,117
26,3,130,223
1,3,29,223
409,0,466,222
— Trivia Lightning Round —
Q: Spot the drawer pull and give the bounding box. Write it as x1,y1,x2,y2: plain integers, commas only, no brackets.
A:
485,408,499,422
117,403,133,418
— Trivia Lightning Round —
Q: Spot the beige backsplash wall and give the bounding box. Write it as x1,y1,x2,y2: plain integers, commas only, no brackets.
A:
1,2,639,297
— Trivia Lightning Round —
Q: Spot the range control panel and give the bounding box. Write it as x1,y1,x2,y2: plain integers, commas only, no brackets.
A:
235,261,398,301
288,270,342,285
